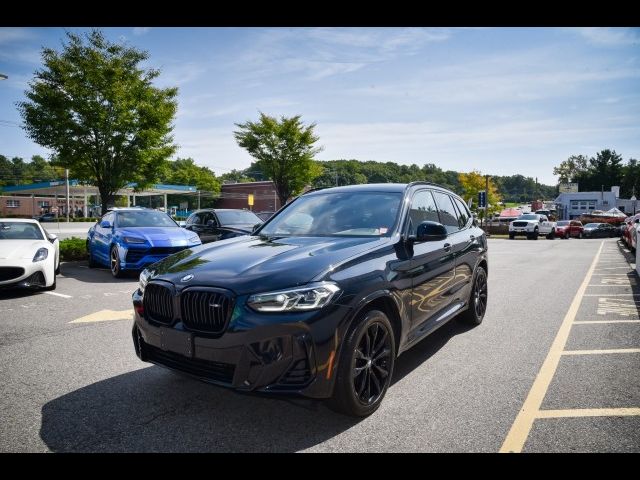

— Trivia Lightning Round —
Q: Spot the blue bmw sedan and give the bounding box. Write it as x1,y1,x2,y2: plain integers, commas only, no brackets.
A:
87,208,202,277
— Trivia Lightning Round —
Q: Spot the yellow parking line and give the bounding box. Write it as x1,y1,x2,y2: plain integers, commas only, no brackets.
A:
562,348,640,355
536,408,640,419
69,309,133,324
573,320,640,324
499,241,604,454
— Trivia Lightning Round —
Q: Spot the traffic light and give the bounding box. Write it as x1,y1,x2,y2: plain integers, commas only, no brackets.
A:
478,190,487,208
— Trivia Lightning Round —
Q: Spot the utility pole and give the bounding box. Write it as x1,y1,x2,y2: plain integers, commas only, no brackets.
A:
197,190,201,210
65,169,70,222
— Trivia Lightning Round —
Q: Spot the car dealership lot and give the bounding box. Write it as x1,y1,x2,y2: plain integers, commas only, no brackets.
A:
0,238,638,452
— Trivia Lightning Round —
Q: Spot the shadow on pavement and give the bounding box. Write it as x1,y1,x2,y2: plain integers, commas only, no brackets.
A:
59,261,139,283
40,318,474,452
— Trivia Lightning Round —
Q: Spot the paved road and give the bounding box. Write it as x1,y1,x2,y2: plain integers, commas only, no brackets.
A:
0,237,638,452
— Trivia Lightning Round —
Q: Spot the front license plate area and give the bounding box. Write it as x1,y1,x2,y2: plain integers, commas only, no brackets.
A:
160,327,193,358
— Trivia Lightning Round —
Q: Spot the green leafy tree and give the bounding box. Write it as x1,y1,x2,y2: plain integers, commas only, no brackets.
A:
621,159,640,198
553,155,589,183
162,157,221,193
583,149,624,192
234,113,323,205
458,170,501,218
17,30,178,214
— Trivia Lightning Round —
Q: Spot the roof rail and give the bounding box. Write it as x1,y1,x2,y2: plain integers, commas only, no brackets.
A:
406,181,450,190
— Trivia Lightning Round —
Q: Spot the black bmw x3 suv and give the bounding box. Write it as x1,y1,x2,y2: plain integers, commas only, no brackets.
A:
132,183,488,416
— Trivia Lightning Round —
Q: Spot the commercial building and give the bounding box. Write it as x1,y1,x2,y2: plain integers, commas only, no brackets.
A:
554,186,637,219
218,181,280,213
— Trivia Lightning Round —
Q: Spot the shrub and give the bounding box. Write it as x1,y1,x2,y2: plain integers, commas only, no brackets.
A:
59,237,88,261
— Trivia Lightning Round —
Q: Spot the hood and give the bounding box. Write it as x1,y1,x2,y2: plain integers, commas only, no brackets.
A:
220,223,256,233
148,235,389,295
0,239,50,260
118,227,197,247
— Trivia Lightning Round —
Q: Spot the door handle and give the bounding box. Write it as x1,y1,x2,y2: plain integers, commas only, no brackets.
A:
443,243,451,252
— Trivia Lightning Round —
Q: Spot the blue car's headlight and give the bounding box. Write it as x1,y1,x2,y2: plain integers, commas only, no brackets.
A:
123,236,146,244
247,283,340,312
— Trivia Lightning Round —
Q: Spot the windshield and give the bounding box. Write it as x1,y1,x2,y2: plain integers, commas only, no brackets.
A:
584,223,600,228
116,211,178,228
260,191,403,237
518,214,539,220
557,221,570,226
0,222,44,240
216,210,262,225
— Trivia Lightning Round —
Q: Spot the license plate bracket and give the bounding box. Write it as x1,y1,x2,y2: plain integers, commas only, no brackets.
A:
160,327,193,358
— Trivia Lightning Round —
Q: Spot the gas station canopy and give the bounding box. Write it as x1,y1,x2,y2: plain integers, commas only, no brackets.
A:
1,180,197,197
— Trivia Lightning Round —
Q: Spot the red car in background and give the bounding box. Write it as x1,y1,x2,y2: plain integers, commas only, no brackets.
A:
555,220,584,239
623,214,640,250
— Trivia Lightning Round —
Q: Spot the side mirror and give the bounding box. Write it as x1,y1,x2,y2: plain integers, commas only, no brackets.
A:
46,233,57,244
100,220,112,229
415,221,448,242
251,223,261,234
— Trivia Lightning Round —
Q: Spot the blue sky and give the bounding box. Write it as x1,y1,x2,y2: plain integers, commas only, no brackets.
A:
1,27,639,184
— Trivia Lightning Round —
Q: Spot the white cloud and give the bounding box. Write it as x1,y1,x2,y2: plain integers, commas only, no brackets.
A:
0,28,35,45
569,27,640,47
133,27,151,36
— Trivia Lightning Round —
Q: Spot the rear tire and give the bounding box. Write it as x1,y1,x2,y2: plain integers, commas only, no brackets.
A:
509,233,515,239
458,266,488,326
327,309,396,417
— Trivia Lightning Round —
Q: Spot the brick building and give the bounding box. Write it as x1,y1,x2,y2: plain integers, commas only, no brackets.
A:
218,181,281,213
0,195,86,217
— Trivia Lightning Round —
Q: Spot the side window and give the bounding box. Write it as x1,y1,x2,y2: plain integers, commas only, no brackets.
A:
186,213,199,226
432,191,460,234
407,190,439,236
203,213,216,226
102,212,115,226
452,196,470,229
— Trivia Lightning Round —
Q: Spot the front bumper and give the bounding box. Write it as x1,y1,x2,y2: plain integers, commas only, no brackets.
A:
132,288,352,399
0,261,50,288
509,228,536,236
119,245,197,271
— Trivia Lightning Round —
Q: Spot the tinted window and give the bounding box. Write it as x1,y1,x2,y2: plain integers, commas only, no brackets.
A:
216,210,262,225
116,211,178,228
452,196,470,229
0,222,44,240
557,221,570,226
432,191,460,234
408,190,439,236
260,192,402,237
518,214,539,220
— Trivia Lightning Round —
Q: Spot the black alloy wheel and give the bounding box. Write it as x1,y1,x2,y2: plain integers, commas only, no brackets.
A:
110,246,123,278
328,310,396,417
458,266,488,325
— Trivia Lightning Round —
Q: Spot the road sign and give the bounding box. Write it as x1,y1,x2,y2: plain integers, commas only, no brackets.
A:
478,191,487,208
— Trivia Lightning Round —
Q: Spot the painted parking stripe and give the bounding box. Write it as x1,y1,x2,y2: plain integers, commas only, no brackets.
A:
499,241,604,453
44,291,72,299
573,320,640,324
562,348,640,355
536,408,640,419
584,293,640,297
69,309,133,323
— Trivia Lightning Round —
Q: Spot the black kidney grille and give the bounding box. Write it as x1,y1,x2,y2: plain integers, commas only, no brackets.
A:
181,290,233,334
143,283,174,325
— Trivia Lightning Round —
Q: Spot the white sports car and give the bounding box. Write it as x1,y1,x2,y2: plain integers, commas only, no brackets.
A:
0,218,60,290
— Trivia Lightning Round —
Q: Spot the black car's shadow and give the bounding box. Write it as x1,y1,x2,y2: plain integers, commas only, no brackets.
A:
40,318,473,452
59,261,139,283
0,288,45,300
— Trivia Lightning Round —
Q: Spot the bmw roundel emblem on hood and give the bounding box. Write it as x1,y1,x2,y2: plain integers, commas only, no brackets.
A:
181,274,194,282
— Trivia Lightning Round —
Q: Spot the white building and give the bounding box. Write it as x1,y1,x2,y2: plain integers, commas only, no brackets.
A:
554,186,637,219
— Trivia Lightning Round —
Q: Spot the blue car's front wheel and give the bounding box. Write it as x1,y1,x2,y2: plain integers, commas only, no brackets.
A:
110,246,124,278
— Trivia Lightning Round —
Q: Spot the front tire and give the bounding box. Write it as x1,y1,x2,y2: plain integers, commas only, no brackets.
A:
458,266,488,325
110,246,124,278
509,233,515,239
328,310,396,417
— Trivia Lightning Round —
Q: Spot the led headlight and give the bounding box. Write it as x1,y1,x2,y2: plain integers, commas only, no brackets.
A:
139,268,151,293
33,247,48,262
247,283,340,312
123,236,146,244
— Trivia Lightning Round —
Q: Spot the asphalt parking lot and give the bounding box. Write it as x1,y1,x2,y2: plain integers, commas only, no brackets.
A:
1,237,638,452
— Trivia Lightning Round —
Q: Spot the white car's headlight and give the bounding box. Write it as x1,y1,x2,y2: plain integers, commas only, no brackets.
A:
139,268,151,293
188,235,200,244
247,283,340,312
33,247,48,262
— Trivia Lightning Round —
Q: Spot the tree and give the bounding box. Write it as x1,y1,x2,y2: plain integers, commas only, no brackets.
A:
458,170,501,217
17,30,178,214
553,155,589,183
234,113,323,205
621,159,640,198
162,157,220,193
583,149,624,192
